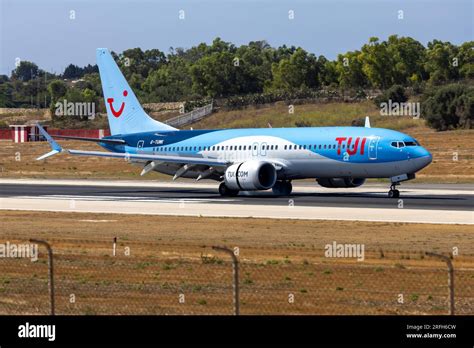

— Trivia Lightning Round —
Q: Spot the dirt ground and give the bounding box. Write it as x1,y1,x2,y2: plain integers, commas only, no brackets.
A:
0,211,472,315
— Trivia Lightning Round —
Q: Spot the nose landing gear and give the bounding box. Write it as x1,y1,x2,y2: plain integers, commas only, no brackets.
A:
388,183,400,198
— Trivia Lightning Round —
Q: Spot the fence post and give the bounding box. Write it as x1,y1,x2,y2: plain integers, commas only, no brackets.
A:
30,239,55,315
425,252,454,315
212,246,239,315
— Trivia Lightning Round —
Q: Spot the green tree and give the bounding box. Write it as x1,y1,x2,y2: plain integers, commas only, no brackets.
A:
63,64,83,79
425,40,460,84
269,48,321,91
458,41,474,79
386,35,427,85
47,80,67,101
360,37,395,88
143,57,193,101
11,61,39,81
335,50,368,88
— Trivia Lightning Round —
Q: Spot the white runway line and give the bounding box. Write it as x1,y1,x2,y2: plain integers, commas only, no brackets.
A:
0,197,472,225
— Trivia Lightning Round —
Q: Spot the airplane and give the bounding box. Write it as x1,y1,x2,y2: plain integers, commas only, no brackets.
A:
37,48,432,198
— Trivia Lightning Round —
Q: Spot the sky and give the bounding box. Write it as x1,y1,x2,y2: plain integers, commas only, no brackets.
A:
0,0,472,76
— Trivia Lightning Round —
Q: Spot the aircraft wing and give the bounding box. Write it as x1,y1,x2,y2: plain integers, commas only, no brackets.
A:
67,149,229,167
52,135,126,145
36,123,229,167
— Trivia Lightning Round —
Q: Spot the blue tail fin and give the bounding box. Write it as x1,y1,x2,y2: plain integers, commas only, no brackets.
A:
96,48,177,135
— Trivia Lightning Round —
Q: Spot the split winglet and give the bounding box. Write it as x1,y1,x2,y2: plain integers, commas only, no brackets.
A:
36,123,63,160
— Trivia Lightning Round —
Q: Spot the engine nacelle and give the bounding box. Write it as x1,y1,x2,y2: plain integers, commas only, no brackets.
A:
225,161,277,191
316,178,366,188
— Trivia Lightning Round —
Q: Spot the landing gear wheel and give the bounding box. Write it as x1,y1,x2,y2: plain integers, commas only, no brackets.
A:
218,182,239,197
272,181,293,196
388,189,400,198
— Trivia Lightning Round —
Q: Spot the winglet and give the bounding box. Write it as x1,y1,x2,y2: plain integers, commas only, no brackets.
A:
365,116,371,128
36,123,63,160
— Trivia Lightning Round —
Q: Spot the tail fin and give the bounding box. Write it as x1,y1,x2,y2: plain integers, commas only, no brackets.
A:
96,48,177,135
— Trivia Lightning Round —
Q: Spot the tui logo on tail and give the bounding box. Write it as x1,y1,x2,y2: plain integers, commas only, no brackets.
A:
107,90,128,117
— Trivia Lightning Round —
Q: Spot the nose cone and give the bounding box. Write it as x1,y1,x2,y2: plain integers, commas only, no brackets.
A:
411,147,432,171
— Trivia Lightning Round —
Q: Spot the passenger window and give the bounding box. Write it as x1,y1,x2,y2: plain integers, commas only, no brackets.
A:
324,145,327,149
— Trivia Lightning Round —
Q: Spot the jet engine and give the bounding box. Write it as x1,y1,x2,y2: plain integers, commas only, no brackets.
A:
225,161,277,191
316,178,366,188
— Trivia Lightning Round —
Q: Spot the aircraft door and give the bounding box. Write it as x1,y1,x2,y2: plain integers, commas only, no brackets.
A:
368,137,379,160
260,142,267,156
252,142,259,157
137,140,145,153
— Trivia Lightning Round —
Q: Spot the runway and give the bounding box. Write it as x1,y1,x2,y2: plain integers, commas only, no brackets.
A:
0,179,472,224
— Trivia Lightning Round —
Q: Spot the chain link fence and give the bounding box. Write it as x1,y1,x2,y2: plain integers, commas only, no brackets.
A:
1,238,472,315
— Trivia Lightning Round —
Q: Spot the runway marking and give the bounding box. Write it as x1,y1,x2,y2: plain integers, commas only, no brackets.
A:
9,195,239,204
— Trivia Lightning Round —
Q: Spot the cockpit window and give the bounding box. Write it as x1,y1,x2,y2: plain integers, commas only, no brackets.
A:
391,141,398,148
404,141,417,146
398,141,405,148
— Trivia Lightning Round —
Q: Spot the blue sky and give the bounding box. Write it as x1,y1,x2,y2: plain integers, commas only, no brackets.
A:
0,0,472,76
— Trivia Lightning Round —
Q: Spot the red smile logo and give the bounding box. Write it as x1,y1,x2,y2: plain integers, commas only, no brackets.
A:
107,90,128,118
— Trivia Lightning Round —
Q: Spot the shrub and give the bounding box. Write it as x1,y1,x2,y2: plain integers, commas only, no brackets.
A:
374,84,408,107
421,84,473,130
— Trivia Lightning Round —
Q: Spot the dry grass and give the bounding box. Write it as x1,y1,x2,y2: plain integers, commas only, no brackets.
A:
0,211,473,315
2,211,473,252
195,100,421,130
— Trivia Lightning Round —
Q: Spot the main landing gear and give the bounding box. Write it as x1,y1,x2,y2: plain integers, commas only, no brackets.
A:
272,180,293,196
218,182,239,197
388,183,400,198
